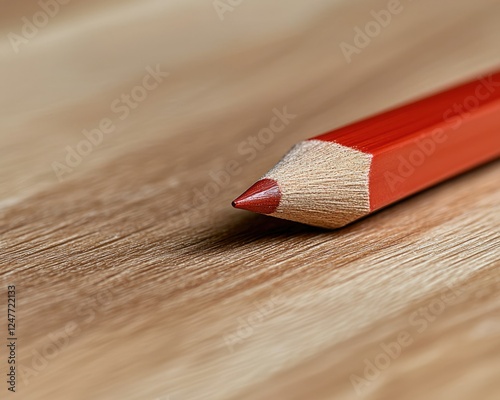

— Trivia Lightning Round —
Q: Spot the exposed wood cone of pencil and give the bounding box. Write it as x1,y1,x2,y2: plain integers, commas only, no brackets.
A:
232,72,500,229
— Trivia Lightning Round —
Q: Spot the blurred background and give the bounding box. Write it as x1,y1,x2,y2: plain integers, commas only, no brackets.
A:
1,0,499,198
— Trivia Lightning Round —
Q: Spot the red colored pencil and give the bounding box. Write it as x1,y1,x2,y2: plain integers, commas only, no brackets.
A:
232,72,500,229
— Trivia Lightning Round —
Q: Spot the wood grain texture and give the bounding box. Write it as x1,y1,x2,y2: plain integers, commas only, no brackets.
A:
0,1,499,399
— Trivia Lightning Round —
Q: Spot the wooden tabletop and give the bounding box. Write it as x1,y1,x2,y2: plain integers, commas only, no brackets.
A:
1,1,499,399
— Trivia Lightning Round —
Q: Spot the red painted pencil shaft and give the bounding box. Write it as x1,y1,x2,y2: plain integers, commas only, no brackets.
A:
314,72,500,211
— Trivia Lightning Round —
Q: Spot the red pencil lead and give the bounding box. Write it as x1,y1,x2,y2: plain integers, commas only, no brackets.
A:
232,178,281,215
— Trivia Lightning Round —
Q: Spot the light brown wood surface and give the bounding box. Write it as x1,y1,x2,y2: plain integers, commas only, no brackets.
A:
1,1,499,399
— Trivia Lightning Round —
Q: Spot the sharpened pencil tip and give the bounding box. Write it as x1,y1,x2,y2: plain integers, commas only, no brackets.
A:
232,178,281,214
